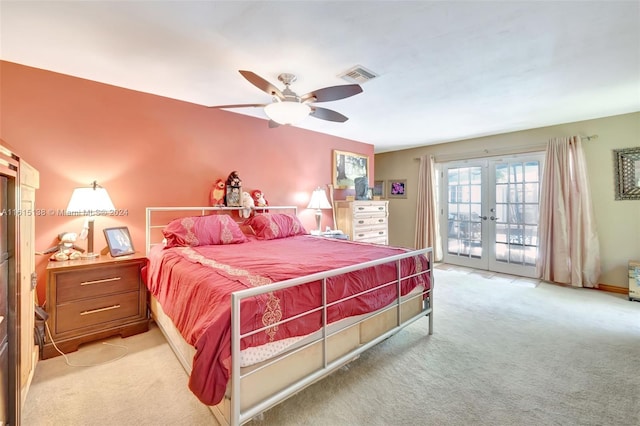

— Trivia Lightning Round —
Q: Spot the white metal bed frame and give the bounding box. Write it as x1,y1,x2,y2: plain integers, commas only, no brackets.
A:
145,206,433,426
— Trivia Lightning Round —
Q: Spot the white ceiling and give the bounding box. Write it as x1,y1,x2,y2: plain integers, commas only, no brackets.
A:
1,1,639,153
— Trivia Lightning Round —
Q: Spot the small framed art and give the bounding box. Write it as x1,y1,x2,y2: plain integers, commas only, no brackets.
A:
387,179,407,199
103,226,135,257
373,180,385,197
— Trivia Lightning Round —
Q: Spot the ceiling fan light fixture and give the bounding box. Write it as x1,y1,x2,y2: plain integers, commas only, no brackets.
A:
264,101,311,125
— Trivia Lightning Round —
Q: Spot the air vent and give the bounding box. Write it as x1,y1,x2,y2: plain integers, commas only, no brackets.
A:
339,65,378,84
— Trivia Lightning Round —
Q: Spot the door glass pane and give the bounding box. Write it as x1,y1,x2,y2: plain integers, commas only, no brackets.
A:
446,165,483,259
495,224,507,243
495,243,508,261
496,204,508,222
494,160,541,266
470,184,481,203
470,203,482,221
496,184,508,203
524,205,539,224
495,164,508,183
525,183,539,203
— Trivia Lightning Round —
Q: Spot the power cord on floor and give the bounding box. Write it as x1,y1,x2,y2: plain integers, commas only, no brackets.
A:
44,322,129,367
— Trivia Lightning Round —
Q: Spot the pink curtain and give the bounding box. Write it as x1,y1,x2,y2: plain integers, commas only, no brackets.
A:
537,136,601,287
415,155,442,260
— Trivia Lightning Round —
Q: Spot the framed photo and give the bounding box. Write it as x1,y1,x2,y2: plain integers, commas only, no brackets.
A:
333,150,369,189
387,179,407,199
373,180,385,197
103,226,135,257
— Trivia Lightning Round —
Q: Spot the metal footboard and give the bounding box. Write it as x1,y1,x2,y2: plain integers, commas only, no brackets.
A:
230,248,433,426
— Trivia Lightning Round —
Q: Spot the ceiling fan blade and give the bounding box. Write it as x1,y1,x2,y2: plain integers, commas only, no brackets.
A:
310,107,349,123
208,103,267,109
239,70,284,99
301,84,363,103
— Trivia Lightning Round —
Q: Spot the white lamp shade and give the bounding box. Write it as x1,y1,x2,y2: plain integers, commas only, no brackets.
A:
264,101,311,125
307,188,332,210
66,186,115,216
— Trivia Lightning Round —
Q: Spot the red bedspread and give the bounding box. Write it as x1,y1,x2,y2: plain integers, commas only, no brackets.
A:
146,235,430,405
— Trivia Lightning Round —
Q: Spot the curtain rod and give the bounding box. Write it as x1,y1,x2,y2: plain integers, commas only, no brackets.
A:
411,134,600,161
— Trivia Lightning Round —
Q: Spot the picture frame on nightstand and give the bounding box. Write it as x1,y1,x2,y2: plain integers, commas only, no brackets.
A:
103,226,135,257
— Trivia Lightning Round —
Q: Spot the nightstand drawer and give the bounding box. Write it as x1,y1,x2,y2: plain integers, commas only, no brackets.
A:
56,291,141,334
56,263,141,303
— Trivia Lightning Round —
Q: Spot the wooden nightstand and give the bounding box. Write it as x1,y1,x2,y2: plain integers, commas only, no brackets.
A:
42,253,149,359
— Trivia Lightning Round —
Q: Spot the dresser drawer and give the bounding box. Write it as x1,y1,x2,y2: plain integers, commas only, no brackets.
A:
352,202,387,216
56,291,141,334
56,263,141,303
354,228,388,241
359,235,388,245
353,216,388,228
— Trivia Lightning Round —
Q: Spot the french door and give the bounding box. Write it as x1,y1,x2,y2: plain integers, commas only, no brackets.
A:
441,154,544,278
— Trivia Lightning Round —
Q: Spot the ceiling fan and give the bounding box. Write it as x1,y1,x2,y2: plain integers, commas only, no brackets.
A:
209,70,363,127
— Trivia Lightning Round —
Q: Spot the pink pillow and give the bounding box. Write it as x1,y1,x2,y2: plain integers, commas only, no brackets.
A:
163,214,247,247
243,213,308,240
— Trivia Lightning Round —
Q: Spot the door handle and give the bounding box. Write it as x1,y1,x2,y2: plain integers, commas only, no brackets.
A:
490,216,499,221
481,216,488,220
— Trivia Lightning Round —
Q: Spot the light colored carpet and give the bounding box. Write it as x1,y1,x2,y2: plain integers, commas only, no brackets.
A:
22,267,640,425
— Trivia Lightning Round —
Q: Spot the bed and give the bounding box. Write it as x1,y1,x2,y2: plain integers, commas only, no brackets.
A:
144,206,433,426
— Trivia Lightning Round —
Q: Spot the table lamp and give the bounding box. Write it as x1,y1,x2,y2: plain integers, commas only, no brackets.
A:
307,187,332,235
66,181,115,259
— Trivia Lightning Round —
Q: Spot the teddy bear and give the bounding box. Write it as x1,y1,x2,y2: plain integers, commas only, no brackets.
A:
210,178,226,206
225,171,242,207
240,191,255,218
251,189,269,208
41,232,84,261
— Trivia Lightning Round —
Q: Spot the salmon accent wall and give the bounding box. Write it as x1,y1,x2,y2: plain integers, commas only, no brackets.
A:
0,61,374,303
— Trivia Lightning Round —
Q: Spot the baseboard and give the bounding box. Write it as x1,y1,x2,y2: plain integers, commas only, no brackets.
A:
598,284,628,295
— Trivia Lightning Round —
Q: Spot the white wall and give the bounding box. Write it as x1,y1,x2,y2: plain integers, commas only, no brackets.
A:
375,112,640,288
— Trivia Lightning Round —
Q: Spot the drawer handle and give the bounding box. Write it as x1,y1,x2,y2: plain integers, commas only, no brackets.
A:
377,207,384,210
80,304,121,316
81,277,121,286
378,219,383,223
378,231,384,235
358,220,364,224
357,207,365,211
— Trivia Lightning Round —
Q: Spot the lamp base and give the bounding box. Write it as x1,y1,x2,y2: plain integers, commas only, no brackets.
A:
315,210,322,234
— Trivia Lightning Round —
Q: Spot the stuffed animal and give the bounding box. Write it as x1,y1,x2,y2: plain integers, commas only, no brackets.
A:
240,191,255,218
41,232,84,261
210,179,226,206
226,170,242,188
225,171,242,207
251,189,269,208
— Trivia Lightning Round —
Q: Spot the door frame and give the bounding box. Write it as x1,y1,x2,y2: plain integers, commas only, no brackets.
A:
438,152,544,278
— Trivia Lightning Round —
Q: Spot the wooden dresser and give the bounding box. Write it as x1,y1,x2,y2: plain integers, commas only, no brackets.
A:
335,200,389,245
43,254,149,359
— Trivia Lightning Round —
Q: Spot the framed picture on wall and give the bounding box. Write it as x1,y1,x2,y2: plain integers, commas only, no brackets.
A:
373,180,385,197
103,226,135,257
333,150,369,189
387,179,407,199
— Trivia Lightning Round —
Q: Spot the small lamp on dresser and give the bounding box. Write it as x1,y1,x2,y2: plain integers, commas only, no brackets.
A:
66,180,115,258
307,187,332,235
